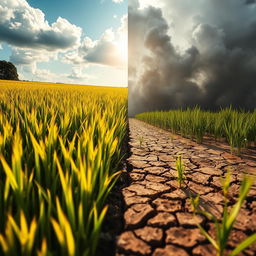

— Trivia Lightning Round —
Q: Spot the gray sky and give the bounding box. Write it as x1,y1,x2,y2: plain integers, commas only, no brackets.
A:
128,0,256,116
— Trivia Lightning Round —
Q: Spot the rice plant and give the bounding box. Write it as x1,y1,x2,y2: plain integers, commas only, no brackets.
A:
190,107,207,143
136,107,256,154
175,155,186,188
224,111,251,155
190,172,256,256
0,80,128,255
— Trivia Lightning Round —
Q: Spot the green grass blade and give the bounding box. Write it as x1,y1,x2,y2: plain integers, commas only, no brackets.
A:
229,233,256,256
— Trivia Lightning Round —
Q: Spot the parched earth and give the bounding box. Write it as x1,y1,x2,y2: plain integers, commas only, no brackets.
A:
116,118,256,256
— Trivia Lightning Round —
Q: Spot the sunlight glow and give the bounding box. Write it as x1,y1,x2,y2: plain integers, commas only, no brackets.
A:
116,37,128,62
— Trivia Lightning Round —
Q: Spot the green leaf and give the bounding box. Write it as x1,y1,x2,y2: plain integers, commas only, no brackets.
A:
197,224,219,250
0,155,18,190
229,233,256,256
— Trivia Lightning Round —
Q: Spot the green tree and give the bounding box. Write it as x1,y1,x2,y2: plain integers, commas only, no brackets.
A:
0,60,19,80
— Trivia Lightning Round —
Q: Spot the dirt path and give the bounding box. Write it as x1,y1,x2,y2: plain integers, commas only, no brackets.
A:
116,118,256,256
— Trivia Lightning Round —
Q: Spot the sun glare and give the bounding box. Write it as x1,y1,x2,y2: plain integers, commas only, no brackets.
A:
116,38,128,62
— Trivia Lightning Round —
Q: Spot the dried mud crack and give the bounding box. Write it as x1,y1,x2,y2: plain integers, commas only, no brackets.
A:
116,118,256,256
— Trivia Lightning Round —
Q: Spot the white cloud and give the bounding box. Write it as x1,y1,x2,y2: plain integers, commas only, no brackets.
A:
63,15,128,68
112,0,124,3
10,48,57,65
67,67,89,81
0,0,82,51
117,14,127,40
0,0,127,86
33,68,57,81
138,0,163,9
17,63,58,82
9,46,60,82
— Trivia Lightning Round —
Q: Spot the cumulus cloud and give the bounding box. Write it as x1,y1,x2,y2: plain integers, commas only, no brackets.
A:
10,48,57,65
128,0,256,116
84,29,122,66
9,47,59,80
67,67,89,81
0,0,127,84
64,15,128,68
17,62,57,82
0,0,81,51
33,68,58,81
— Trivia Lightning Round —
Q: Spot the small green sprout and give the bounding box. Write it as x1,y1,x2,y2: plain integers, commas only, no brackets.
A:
191,172,256,256
175,155,186,188
138,136,144,148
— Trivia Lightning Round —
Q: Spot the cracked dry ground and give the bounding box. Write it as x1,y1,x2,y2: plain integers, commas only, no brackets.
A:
116,119,256,256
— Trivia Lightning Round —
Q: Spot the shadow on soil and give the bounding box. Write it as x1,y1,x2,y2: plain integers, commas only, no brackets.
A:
96,121,133,256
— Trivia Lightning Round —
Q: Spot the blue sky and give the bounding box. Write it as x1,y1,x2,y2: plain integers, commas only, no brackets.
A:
0,0,127,86
28,0,127,39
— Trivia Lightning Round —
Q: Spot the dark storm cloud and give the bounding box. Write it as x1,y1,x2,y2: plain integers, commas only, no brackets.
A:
245,0,256,4
128,0,256,116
